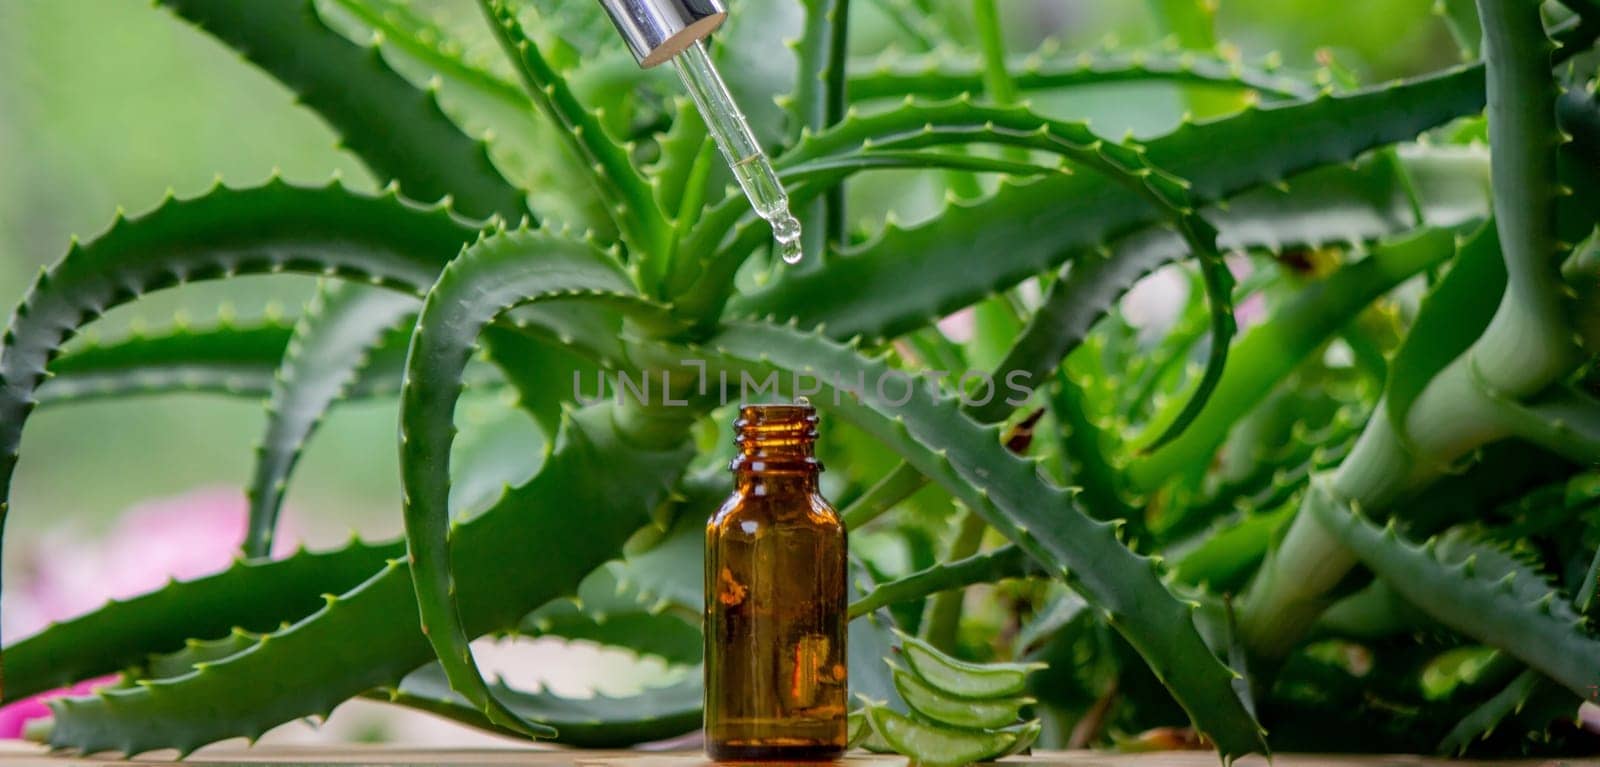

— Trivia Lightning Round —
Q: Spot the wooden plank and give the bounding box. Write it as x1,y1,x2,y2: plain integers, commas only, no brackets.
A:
0,743,1585,767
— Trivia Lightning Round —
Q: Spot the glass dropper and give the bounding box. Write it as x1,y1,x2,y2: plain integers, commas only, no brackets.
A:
671,41,804,264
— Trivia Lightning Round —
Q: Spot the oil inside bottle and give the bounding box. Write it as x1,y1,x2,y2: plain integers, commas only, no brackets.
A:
672,41,805,265
704,403,847,760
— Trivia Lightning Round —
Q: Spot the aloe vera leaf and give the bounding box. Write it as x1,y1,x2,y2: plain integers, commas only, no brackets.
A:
849,545,1036,619
244,284,419,558
848,49,1313,101
651,98,712,227
860,716,897,753
134,630,262,682
518,515,707,666
1472,0,1581,396
1312,578,1432,641
447,404,548,528
1305,480,1600,700
0,180,478,645
892,662,1033,728
371,664,703,747
156,0,525,221
999,719,1043,756
971,238,1178,428
700,323,1266,757
895,631,1042,700
1242,5,1590,663
971,0,1020,105
1436,668,1548,754
1324,529,1545,641
1126,228,1458,491
1056,364,1138,523
786,151,1065,179
1166,398,1366,542
515,0,683,146
832,108,1236,442
1391,226,1515,459
1015,588,1088,655
865,704,1018,767
1171,506,1294,593
1565,226,1600,354
311,0,616,234
480,325,603,441
1146,0,1217,48
0,181,633,740
1114,270,1208,426
790,0,851,140
695,100,1239,447
689,141,1482,346
847,709,871,747
523,0,628,62
320,0,527,114
1144,0,1249,119
520,565,702,666
102,628,263,691
919,509,990,653
841,461,932,528
615,513,710,614
1486,385,1600,464
731,67,1489,340
790,0,849,249
1436,531,1600,753
1435,0,1483,60
398,229,683,737
46,405,692,755
851,590,910,711
40,320,483,407
991,145,1488,436
819,0,851,245
474,0,667,255
4,537,401,701
862,0,939,49
39,319,295,406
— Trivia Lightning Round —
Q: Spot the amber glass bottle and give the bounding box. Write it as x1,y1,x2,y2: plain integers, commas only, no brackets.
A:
704,403,848,761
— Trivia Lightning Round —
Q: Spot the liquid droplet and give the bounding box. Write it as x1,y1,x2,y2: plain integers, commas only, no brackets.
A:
770,212,804,264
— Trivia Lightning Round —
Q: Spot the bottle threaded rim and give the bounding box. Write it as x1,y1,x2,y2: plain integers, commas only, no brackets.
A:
731,403,822,472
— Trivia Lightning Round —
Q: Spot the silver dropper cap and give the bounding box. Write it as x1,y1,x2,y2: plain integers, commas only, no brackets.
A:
597,0,727,68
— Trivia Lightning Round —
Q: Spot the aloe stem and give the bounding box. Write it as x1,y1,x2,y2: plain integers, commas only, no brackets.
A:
971,0,1020,106
922,510,990,651
842,462,927,528
848,545,1034,619
824,0,851,245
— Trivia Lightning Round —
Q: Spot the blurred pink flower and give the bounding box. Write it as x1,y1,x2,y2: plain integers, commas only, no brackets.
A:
1,487,298,737
0,679,111,739
937,307,975,343
1225,255,1270,331
1235,292,1268,330
1581,701,1600,735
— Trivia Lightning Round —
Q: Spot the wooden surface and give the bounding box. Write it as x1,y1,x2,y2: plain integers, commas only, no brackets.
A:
0,743,1589,767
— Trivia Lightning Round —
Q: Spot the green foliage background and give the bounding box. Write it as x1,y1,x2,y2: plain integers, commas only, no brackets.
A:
4,0,1596,759
0,0,1457,537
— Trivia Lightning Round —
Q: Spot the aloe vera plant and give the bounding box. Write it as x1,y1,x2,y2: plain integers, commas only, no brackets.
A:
5,0,1600,760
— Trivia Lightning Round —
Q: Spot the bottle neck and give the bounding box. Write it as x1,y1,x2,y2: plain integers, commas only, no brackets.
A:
734,470,820,496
